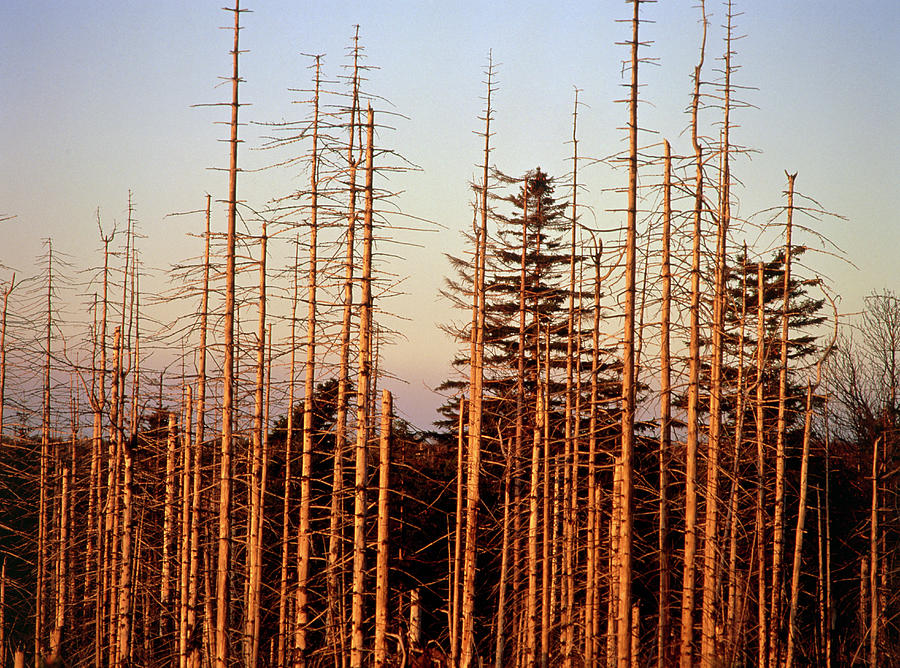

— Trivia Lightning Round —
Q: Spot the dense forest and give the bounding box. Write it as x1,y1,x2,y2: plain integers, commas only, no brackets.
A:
0,1,897,667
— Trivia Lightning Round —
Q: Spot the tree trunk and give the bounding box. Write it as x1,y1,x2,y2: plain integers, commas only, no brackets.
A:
618,3,641,663
681,5,706,665
658,140,672,668
460,56,493,668
296,57,322,663
769,172,796,668
373,390,392,668
349,104,375,668
215,3,242,665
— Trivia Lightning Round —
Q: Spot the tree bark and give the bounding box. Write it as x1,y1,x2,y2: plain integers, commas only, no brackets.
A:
373,390,392,668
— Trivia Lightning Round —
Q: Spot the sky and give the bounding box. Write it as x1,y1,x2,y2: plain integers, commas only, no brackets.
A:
1,1,898,428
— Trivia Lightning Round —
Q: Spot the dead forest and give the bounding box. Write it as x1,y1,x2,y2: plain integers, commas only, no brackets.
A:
0,1,897,667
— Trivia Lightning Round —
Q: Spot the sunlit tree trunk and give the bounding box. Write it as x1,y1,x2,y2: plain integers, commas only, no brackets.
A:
373,390,392,668
36,241,53,665
617,3,641,663
701,7,733,658
769,172,796,668
495,426,513,668
179,385,194,668
868,436,880,668
279,238,300,667
244,218,268,666
296,57,321,664
562,88,580,668
460,56,493,668
451,397,466,664
349,105,375,668
754,261,768,668
681,6,706,665
585,243,603,666
328,34,362,666
216,4,242,665
658,141,673,668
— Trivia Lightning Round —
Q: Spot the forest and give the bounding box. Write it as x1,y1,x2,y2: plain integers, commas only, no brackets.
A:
0,1,897,667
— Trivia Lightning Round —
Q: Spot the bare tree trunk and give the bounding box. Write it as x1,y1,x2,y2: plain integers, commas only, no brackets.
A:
179,385,194,668
585,243,603,666
562,88,580,668
657,141,672,668
617,3,641,663
163,397,178,639
349,105,375,668
681,6,706,666
460,55,493,668
495,427,513,668
279,238,300,668
373,390,392,668
868,436,880,668
541,330,551,668
754,262,768,668
451,398,466,665
608,455,623,667
188,194,211,668
785,381,818,667
769,172,796,668
216,4,242,665
244,218,268,666
526,361,544,668
114,410,142,665
701,6,733,657
37,241,53,665
296,56,321,663
328,35,362,666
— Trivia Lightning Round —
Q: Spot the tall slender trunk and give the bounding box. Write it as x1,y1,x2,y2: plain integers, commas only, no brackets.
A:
373,390,392,668
296,57,321,662
460,55,493,668
349,105,375,668
495,425,513,668
279,238,300,667
244,219,268,666
540,330,551,668
526,351,544,668
188,195,211,668
163,397,178,638
607,455,623,667
328,34,361,666
585,243,603,665
769,172,796,668
562,88,580,668
701,7,733,659
618,3,641,663
754,262,768,668
37,241,53,664
179,385,194,668
724,252,748,664
451,397,466,664
216,4,242,665
658,141,673,668
868,436,880,668
784,382,817,667
681,5,706,665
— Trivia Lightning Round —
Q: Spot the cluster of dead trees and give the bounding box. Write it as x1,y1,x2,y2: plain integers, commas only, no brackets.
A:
0,1,896,667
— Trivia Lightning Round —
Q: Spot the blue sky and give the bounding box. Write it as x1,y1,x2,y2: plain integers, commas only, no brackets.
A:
1,1,898,426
